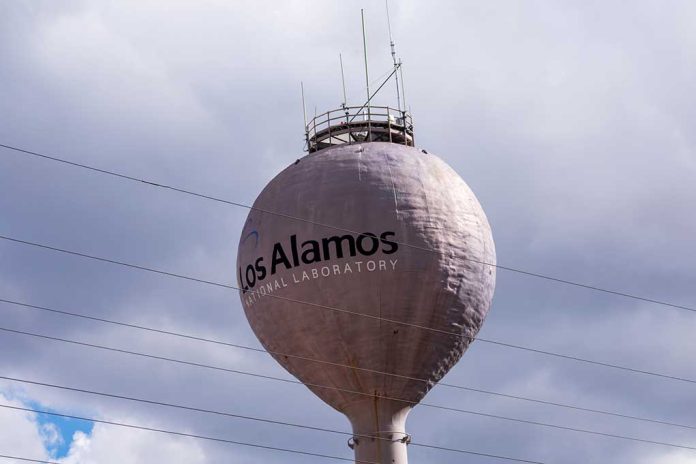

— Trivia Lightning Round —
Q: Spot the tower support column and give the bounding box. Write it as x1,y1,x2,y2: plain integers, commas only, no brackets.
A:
346,400,411,464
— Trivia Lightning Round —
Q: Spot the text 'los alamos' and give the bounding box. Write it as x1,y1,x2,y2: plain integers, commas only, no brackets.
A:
238,231,398,291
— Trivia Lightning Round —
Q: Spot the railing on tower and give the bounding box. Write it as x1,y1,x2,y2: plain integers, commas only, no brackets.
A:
306,105,414,153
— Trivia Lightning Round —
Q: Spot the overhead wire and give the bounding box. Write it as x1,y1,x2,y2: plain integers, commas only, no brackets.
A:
2,325,696,452
0,142,693,314
1,296,693,431
0,374,546,464
1,233,695,387
0,455,60,464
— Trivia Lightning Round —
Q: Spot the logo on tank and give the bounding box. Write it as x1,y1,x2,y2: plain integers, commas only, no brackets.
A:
238,231,400,307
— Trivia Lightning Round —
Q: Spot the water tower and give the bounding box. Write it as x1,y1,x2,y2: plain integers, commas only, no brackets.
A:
237,12,496,463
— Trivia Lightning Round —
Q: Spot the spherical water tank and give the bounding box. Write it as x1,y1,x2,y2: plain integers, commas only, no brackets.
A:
237,141,496,463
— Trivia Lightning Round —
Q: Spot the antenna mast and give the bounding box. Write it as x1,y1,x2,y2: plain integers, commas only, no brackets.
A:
361,9,370,122
339,53,348,108
399,61,407,112
301,82,308,150
385,0,402,112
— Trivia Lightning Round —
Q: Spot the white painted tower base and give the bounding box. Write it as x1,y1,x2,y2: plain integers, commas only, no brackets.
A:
346,401,411,464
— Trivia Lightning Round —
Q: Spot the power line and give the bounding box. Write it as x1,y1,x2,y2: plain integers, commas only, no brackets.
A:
2,325,695,452
0,404,372,463
1,142,692,315
2,233,695,387
1,297,693,431
0,455,59,464
0,374,546,464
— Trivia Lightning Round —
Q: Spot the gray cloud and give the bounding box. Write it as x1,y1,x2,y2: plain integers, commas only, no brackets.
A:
1,1,695,463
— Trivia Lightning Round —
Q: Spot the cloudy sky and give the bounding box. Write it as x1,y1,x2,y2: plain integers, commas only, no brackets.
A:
1,0,695,463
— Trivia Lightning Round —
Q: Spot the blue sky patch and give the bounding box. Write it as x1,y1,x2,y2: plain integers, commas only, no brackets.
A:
25,400,94,459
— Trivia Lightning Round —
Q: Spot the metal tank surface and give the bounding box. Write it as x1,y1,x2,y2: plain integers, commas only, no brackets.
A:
237,141,496,463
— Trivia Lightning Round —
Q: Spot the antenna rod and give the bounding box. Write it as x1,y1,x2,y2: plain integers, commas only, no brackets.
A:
361,9,370,121
385,0,402,112
399,60,406,112
301,82,309,151
339,53,347,108
301,81,307,128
